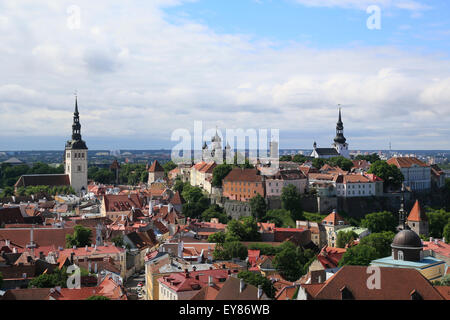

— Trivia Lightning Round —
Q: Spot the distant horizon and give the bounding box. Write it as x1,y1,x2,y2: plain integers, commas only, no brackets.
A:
2,148,450,153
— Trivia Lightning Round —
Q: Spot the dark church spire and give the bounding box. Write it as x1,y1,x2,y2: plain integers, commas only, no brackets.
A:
66,95,88,150
334,107,346,144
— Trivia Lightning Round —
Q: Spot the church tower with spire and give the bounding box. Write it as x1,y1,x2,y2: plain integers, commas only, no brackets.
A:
332,108,350,158
64,96,88,194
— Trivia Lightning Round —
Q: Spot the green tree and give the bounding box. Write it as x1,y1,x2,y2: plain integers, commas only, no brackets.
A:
208,231,227,244
359,231,395,259
173,179,186,194
202,205,228,224
355,154,381,163
361,211,397,233
312,158,326,169
279,155,292,162
281,184,303,221
263,209,295,228
162,161,177,176
444,223,450,243
338,244,378,266
0,186,14,198
336,230,358,248
66,225,92,248
111,234,124,247
181,185,210,218
427,209,450,238
212,164,232,188
213,241,248,261
227,217,260,241
238,271,276,299
367,160,404,190
292,154,308,164
327,156,354,171
273,242,315,282
86,295,110,300
249,194,267,221
28,268,68,288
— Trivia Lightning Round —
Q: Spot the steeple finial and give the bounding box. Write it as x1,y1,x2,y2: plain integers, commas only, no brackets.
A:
74,91,79,115
338,104,342,123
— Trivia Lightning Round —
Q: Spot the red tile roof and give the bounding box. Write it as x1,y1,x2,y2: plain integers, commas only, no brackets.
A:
407,200,428,222
148,160,164,173
387,157,429,168
103,194,143,212
223,168,263,183
322,211,348,226
158,269,237,293
302,265,444,300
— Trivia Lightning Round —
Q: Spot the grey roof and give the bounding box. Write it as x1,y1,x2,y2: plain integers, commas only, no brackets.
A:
2,157,23,164
314,148,339,156
392,229,423,249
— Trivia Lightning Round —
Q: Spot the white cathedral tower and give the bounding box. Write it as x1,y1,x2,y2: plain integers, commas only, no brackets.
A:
64,96,88,194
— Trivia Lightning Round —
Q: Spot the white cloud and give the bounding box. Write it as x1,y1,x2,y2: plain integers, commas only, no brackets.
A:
0,0,448,149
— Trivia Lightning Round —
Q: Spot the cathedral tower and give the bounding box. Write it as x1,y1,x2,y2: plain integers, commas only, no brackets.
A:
332,108,350,158
64,96,88,194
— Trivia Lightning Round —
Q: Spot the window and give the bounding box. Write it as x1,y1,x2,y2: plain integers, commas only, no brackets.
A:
398,250,404,261
77,165,82,172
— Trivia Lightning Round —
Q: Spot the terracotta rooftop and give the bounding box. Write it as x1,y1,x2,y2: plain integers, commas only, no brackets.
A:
302,265,444,300
223,168,263,183
407,200,428,222
387,157,429,168
148,160,165,173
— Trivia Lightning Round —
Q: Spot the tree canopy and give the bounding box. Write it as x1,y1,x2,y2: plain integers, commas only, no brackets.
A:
66,225,92,248
249,194,267,221
338,244,378,267
212,164,232,188
281,184,303,221
427,209,450,238
355,154,381,163
273,242,315,282
361,211,397,233
0,162,64,188
237,271,276,299
336,230,358,248
359,231,395,259
213,240,248,261
367,160,404,190
201,205,229,224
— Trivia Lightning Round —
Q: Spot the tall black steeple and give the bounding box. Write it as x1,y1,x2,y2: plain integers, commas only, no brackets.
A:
66,95,87,150
334,108,347,144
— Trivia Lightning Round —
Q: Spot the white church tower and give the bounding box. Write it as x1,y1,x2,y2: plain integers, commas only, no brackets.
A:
64,96,88,194
332,108,350,159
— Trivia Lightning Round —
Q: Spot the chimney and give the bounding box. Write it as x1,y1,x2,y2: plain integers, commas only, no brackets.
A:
257,285,263,299
12,247,18,253
208,275,213,287
239,278,245,293
5,239,10,247
70,252,74,264
85,245,88,252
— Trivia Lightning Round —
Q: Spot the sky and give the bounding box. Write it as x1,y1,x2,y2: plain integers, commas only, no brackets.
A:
0,0,449,151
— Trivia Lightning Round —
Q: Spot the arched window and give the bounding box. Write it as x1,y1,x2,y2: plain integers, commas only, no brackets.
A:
398,250,404,261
